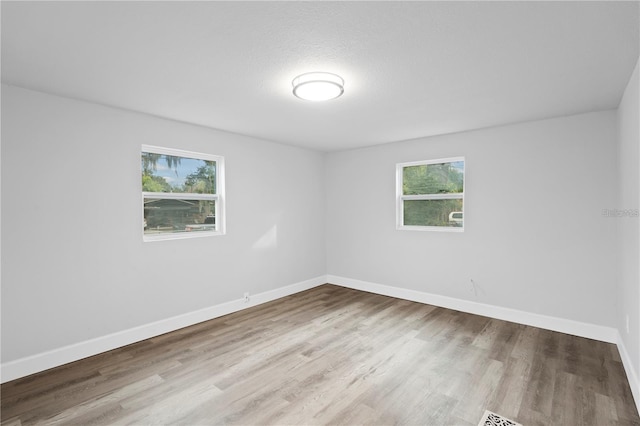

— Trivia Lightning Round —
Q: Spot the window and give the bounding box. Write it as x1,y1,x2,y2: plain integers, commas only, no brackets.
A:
396,157,465,231
142,145,225,241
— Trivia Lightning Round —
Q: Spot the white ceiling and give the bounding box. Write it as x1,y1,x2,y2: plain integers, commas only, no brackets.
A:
2,1,639,152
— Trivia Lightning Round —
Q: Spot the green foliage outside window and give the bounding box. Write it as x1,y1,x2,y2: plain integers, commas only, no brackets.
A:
404,199,463,227
400,160,464,228
141,150,219,237
403,162,464,195
141,152,216,194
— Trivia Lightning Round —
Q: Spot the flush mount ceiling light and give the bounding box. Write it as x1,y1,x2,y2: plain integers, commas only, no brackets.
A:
292,72,344,101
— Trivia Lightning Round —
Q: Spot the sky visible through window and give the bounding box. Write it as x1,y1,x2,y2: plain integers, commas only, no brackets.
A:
153,157,204,189
142,149,221,237
451,161,464,173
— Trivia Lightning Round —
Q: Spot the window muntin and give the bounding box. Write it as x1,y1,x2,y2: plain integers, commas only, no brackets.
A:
142,145,225,241
397,157,465,231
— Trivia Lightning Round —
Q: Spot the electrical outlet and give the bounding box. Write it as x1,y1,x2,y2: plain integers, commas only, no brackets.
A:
243,292,250,303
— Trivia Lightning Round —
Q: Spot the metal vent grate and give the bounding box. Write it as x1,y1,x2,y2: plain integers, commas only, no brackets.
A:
478,410,522,426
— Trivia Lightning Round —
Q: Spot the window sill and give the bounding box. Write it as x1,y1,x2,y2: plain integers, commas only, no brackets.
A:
397,225,464,232
143,230,225,242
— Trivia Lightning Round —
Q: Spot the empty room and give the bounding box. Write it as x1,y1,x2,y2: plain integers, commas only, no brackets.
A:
1,1,639,425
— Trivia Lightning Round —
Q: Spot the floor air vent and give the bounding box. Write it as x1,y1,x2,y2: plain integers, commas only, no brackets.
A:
478,410,522,426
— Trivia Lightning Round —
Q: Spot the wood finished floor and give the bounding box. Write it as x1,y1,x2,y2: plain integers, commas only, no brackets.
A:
1,284,639,426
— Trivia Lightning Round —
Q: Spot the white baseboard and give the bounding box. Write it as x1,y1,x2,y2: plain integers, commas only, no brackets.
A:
327,275,618,343
0,276,327,384
329,276,640,410
617,331,640,415
2,272,633,409
327,275,640,410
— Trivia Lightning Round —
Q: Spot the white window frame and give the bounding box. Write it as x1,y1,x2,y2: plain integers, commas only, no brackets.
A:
142,145,225,242
396,156,465,232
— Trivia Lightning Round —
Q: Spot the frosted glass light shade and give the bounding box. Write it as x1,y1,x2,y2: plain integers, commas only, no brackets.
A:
292,72,344,101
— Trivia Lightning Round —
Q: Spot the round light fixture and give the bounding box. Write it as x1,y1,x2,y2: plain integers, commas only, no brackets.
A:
292,72,344,101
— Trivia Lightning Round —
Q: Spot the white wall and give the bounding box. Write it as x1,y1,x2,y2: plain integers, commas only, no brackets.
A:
1,85,326,364
617,58,640,399
1,82,633,392
326,111,619,327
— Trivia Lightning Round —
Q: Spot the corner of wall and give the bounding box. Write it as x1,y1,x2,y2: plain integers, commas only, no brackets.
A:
615,55,640,413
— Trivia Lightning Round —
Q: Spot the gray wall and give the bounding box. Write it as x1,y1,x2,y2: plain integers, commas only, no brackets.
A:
617,59,640,387
2,77,637,389
326,111,619,327
1,85,327,362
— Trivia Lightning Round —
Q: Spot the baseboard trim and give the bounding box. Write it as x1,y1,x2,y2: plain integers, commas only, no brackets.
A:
2,274,629,393
327,275,618,343
617,331,640,414
0,276,327,384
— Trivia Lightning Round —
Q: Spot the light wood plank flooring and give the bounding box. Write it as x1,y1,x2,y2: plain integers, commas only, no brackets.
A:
2,284,639,425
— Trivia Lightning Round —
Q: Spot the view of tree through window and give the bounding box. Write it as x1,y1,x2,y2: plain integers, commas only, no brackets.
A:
398,158,464,229
142,147,223,239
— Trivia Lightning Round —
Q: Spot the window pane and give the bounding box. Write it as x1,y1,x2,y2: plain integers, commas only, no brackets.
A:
142,152,216,195
403,161,464,195
403,199,463,227
144,198,216,235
